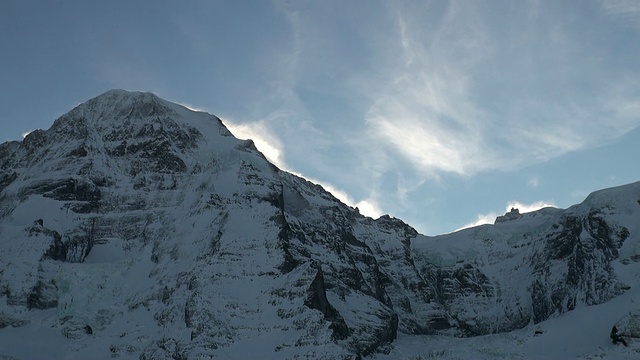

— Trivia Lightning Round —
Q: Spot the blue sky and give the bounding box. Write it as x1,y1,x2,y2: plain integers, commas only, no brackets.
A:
1,0,640,235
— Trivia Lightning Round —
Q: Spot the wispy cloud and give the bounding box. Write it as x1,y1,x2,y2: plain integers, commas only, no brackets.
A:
461,212,500,230
182,1,640,234
365,2,498,177
224,118,286,169
362,1,640,181
246,1,640,232
601,0,640,19
601,0,640,29
528,177,540,188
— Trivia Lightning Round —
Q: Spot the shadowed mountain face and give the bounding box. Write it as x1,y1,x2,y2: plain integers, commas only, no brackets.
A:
0,90,639,359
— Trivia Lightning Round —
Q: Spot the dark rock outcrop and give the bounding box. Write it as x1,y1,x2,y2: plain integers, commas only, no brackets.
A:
304,263,351,340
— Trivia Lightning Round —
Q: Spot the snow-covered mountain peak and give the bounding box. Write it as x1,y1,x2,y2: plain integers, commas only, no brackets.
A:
3,90,271,193
54,89,234,146
2,91,640,359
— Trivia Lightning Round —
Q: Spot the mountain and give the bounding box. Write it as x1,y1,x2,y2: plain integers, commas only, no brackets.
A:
1,90,639,359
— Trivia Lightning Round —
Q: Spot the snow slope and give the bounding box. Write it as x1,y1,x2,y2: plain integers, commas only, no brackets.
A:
375,282,640,359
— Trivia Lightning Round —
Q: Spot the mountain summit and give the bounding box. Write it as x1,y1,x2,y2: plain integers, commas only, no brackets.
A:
1,90,640,359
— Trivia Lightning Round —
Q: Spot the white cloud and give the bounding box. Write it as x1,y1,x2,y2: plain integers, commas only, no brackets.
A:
21,130,35,139
169,1,640,236
361,1,640,182
367,96,487,176
223,119,286,170
355,199,384,218
460,211,500,231
365,3,500,177
506,200,556,214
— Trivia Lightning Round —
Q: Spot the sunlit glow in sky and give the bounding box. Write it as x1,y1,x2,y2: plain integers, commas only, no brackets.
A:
1,0,639,235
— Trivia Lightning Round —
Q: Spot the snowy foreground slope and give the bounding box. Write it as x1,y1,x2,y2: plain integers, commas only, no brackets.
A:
0,90,639,359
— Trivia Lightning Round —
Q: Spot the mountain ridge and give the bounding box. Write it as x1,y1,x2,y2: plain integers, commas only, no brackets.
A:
1,90,639,359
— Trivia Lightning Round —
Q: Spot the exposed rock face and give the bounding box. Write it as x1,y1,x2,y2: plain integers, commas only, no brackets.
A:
411,193,639,337
530,209,630,322
0,90,639,359
495,207,522,223
303,262,351,341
